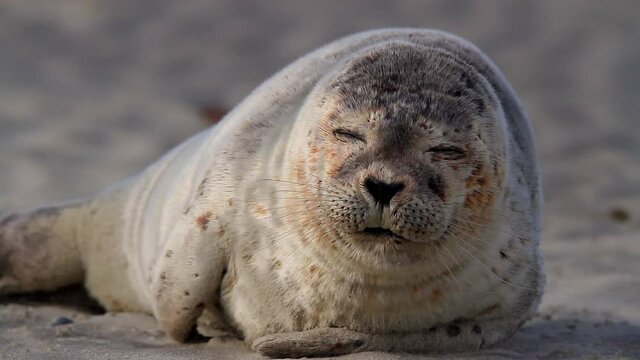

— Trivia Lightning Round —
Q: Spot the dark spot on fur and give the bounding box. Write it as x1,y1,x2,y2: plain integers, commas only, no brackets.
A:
353,340,364,348
472,98,486,113
471,163,484,177
196,302,204,309
446,325,461,337
193,273,199,278
183,290,190,296
197,178,208,197
461,73,475,90
447,88,463,97
428,327,437,332
271,260,282,270
428,174,446,201
499,250,508,260
165,250,173,258
472,324,482,334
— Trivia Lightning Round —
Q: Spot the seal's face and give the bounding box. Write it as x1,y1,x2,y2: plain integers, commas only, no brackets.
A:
297,44,507,261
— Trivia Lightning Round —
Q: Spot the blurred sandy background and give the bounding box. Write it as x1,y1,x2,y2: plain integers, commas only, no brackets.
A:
1,1,639,359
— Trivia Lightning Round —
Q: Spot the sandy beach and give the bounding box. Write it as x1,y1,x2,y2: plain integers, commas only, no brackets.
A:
1,1,639,359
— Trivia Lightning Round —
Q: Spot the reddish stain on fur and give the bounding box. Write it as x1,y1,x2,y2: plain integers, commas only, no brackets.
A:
464,190,493,209
463,161,497,212
308,265,317,273
429,288,444,303
252,203,267,217
326,165,339,177
196,212,213,230
292,160,306,182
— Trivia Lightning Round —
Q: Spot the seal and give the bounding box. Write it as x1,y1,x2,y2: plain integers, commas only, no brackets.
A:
0,29,543,357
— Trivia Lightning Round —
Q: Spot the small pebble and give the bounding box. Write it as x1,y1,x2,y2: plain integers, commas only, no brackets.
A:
51,316,74,327
199,106,228,125
609,207,630,223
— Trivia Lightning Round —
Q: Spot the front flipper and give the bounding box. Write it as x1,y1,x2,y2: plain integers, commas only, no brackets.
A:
253,319,520,358
150,209,227,342
252,328,369,358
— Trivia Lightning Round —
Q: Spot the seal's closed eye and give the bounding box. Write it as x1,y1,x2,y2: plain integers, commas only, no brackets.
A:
428,145,466,160
333,128,366,143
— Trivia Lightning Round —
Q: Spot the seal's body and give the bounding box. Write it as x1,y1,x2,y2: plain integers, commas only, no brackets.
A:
0,29,543,357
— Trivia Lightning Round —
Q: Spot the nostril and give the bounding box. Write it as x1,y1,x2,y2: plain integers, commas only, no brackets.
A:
365,178,405,206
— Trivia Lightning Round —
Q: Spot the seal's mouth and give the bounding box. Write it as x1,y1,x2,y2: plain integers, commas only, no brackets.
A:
361,227,408,242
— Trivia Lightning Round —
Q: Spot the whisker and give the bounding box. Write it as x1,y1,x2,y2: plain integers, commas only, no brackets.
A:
446,224,539,274
272,189,344,199
434,236,504,296
257,178,345,196
292,168,351,193
450,241,536,292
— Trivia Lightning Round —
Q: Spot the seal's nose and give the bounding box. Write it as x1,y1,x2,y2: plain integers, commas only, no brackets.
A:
365,178,405,206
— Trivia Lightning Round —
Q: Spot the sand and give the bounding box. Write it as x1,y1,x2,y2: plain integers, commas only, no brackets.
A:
1,1,639,359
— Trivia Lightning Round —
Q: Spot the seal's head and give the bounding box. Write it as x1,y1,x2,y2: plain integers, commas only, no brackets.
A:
289,42,508,266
